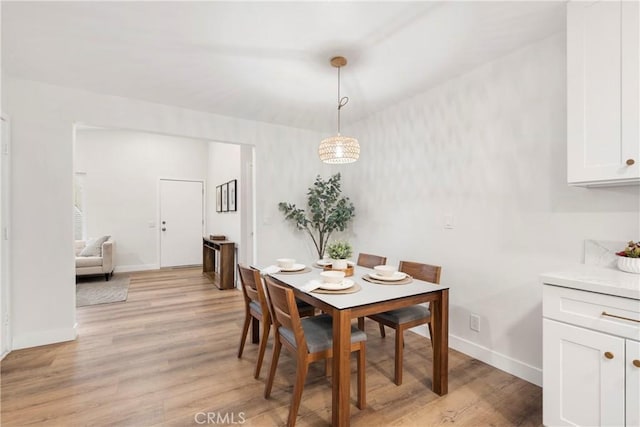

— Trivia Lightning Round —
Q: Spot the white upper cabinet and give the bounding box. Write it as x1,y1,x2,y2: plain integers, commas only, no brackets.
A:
567,0,640,186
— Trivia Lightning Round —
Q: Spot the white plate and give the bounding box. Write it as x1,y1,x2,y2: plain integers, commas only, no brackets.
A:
369,272,407,281
318,278,355,291
280,263,306,272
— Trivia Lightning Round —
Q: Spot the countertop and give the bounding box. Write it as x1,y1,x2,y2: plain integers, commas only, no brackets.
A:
541,264,640,300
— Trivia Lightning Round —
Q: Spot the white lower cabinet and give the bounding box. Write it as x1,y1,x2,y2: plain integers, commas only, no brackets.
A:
627,340,640,427
543,319,626,426
542,284,640,426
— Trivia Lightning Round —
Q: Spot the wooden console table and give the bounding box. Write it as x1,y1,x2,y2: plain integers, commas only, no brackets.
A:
202,238,235,290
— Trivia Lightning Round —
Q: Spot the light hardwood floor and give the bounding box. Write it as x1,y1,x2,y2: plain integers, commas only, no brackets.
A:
1,267,542,426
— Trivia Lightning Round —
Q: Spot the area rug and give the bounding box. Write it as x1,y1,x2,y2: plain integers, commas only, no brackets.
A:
76,274,130,307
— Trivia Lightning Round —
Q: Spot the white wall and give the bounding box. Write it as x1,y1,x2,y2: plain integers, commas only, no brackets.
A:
75,128,209,271
2,77,326,350
207,142,241,245
336,33,639,385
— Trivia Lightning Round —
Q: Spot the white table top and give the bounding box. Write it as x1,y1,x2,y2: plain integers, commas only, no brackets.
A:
271,265,450,310
540,264,640,300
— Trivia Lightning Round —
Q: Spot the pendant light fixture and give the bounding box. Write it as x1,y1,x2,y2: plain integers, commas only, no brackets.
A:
318,56,360,164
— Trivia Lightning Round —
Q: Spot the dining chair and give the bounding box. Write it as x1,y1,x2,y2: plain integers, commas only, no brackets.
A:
356,253,387,330
356,252,387,269
263,276,367,427
367,260,442,385
237,264,315,379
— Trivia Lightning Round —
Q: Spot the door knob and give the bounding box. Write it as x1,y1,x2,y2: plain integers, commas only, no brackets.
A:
633,360,640,368
162,221,166,224
162,227,166,231
604,351,614,359
626,159,635,166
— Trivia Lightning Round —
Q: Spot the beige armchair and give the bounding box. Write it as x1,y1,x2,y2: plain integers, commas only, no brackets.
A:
75,237,115,281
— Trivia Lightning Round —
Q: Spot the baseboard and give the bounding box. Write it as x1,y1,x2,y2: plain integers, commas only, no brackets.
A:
12,324,78,350
115,263,159,273
409,328,542,387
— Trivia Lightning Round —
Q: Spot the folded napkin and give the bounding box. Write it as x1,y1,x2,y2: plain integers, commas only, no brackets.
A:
300,280,323,293
261,265,281,275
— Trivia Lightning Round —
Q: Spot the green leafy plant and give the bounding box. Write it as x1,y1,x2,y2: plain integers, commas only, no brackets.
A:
327,240,353,260
278,173,355,259
616,241,640,258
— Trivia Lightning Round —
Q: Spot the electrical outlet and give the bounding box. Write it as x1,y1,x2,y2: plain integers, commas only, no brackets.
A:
470,314,480,332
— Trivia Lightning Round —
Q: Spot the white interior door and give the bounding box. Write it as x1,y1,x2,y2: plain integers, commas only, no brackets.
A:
160,179,203,268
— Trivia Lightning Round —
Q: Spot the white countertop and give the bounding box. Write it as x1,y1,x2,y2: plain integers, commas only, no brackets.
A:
541,264,640,300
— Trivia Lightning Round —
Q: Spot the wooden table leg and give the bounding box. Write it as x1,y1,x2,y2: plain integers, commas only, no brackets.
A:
431,289,449,395
332,308,351,427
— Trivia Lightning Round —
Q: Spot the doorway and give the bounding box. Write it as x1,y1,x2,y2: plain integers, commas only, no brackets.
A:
159,179,204,268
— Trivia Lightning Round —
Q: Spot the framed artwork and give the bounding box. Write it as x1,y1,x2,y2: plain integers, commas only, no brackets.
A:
221,182,228,212
216,185,222,212
228,179,237,212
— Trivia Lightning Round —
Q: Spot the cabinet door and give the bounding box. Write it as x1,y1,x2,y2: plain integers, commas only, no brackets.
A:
628,340,640,427
543,319,625,426
621,0,640,180
567,0,640,186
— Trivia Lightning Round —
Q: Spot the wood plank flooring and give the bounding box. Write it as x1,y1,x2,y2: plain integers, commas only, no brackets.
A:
1,267,542,426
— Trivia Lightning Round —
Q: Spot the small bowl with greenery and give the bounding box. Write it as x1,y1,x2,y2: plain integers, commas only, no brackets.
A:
326,241,352,270
616,241,640,274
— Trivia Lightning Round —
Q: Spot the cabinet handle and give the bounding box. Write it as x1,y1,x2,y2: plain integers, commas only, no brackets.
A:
601,311,640,323
626,159,635,166
633,360,640,368
604,352,614,359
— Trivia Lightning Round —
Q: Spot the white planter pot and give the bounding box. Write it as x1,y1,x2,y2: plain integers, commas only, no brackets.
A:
332,259,348,270
617,256,640,274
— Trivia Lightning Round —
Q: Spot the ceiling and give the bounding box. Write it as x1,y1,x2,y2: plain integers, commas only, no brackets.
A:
2,1,565,132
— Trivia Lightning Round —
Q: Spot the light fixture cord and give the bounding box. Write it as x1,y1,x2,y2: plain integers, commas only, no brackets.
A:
336,66,349,135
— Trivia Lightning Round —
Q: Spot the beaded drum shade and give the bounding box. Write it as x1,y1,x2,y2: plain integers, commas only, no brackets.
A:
318,135,360,164
319,56,360,164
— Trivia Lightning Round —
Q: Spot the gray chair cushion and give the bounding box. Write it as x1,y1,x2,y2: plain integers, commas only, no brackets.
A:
374,306,430,324
279,314,367,353
250,300,307,318
249,300,262,315
296,299,314,311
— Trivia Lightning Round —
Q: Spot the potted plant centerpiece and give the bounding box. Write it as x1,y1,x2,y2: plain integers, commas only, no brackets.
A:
616,241,640,274
326,240,353,270
279,173,355,261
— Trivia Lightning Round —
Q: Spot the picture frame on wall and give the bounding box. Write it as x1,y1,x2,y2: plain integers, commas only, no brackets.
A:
221,182,228,212
228,179,237,212
216,185,222,213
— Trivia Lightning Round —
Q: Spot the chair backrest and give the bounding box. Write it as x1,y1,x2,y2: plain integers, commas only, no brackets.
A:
237,264,269,316
263,275,307,352
357,253,387,268
398,261,441,284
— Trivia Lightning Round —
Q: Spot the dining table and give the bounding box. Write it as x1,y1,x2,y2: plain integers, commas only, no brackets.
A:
269,263,450,427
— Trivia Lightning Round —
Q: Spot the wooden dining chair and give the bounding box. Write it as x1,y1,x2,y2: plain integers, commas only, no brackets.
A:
237,264,314,379
356,253,387,330
356,253,387,269
367,261,442,385
263,276,367,427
